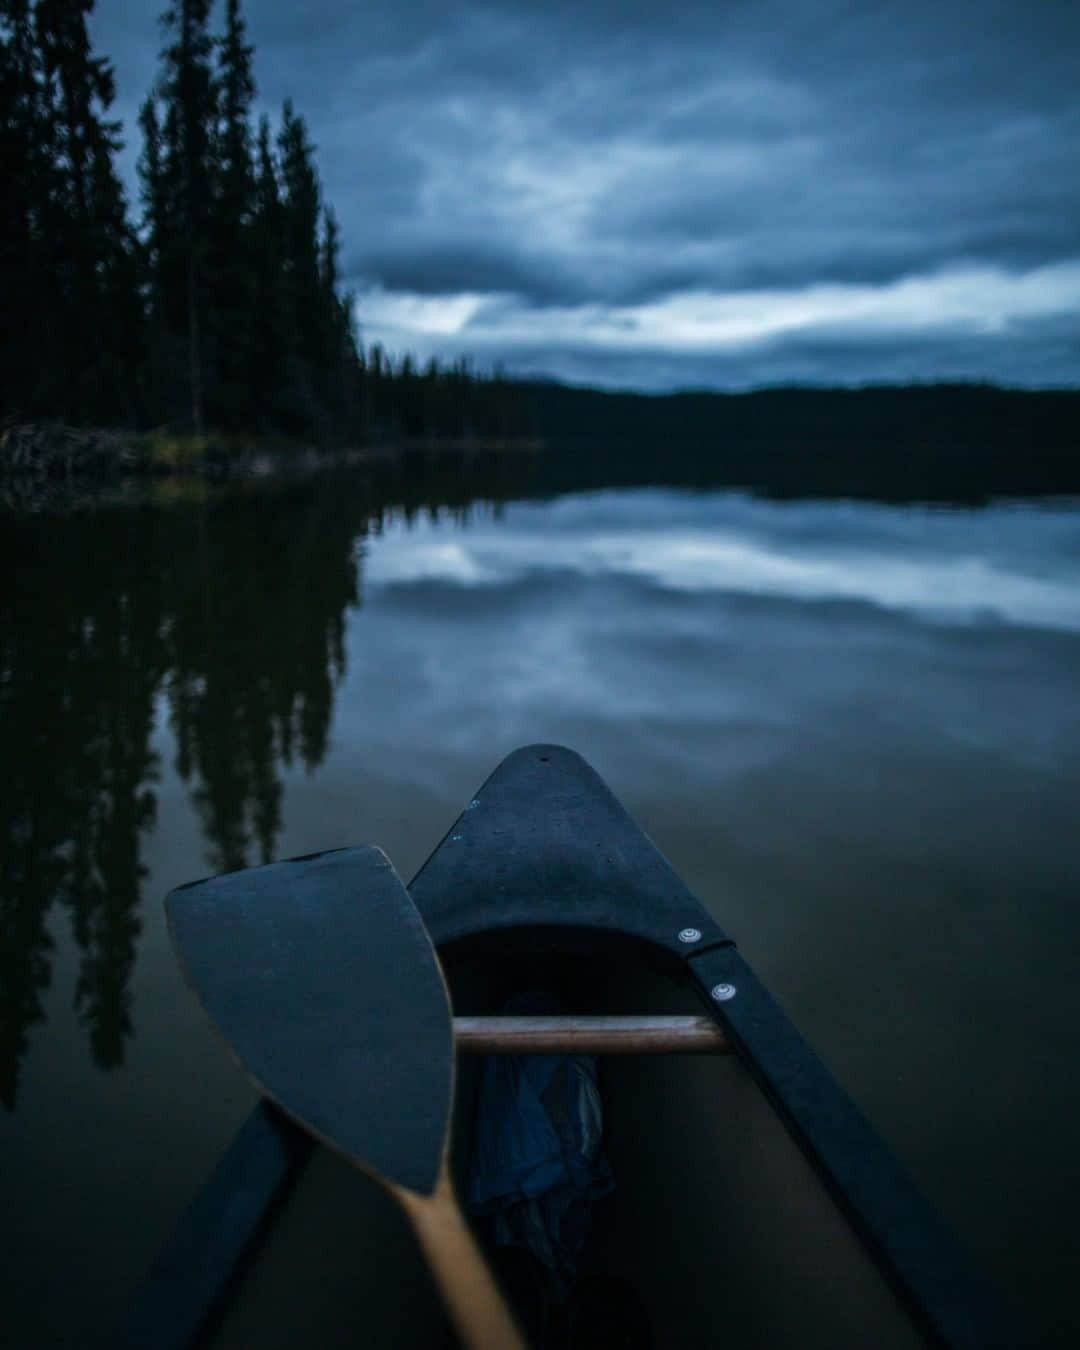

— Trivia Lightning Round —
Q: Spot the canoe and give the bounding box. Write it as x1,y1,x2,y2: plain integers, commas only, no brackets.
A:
115,744,1025,1349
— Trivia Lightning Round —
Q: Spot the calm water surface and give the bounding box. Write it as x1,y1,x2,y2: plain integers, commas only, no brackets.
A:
3,463,1079,1347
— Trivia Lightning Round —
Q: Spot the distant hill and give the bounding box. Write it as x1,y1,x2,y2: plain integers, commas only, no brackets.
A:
518,381,1080,498
524,380,1080,449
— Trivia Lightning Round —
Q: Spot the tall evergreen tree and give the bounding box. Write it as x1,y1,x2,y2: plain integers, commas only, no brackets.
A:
249,111,287,434
0,2,44,421
276,100,323,437
136,91,171,422
318,205,358,442
208,0,255,430
153,0,217,433
32,0,140,425
1,1,138,426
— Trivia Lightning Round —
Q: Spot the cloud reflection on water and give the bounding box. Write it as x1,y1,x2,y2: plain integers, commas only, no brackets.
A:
364,490,1080,632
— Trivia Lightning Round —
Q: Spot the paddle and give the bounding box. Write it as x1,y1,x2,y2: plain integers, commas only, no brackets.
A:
165,846,527,1350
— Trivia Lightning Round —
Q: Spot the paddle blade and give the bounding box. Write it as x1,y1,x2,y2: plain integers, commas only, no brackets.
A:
166,846,452,1197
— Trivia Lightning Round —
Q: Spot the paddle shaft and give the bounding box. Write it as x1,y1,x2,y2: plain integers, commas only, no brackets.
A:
396,1163,529,1350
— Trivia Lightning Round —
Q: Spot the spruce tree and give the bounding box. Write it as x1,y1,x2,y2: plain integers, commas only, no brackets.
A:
249,112,286,434
153,0,216,433
0,2,140,426
0,1,43,421
137,91,170,422
276,100,323,437
32,0,140,425
318,206,358,443
209,0,255,430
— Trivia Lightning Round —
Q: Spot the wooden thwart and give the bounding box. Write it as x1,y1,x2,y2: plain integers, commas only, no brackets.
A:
453,1014,730,1054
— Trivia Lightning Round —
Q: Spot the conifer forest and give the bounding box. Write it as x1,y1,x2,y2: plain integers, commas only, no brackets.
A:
0,0,526,449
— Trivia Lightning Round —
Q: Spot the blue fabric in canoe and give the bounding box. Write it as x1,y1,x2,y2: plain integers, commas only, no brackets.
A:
466,994,614,1296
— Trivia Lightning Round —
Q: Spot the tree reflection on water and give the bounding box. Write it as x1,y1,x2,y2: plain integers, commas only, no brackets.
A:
0,457,532,1108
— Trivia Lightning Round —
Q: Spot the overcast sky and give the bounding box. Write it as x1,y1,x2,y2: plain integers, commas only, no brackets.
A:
91,0,1080,391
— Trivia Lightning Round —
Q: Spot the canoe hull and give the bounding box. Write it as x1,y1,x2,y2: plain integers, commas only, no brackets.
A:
116,744,1025,1349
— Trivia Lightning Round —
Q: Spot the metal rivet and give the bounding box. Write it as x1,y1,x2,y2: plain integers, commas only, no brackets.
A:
678,928,702,944
711,983,736,1002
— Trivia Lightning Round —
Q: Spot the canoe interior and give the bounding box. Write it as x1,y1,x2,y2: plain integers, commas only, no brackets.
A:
206,929,927,1349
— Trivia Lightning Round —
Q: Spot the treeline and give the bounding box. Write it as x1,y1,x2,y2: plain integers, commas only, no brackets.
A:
0,0,528,446
525,380,1080,494
528,381,1080,449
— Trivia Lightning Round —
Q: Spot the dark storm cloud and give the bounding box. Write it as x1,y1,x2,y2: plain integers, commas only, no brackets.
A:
354,243,582,305
91,0,1080,388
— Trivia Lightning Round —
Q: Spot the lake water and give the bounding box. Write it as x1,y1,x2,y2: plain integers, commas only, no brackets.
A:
3,458,1079,1347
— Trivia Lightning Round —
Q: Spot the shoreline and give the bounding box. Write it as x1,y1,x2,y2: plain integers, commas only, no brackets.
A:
0,422,545,485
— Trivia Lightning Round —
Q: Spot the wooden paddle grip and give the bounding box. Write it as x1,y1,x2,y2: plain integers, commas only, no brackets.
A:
399,1169,529,1350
